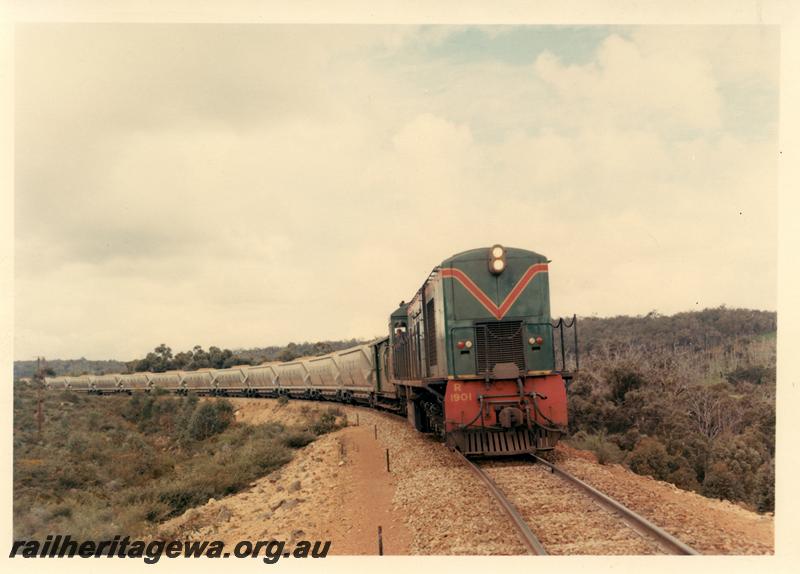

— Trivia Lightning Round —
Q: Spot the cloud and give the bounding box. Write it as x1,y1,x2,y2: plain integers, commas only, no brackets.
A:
14,25,778,360
534,33,722,131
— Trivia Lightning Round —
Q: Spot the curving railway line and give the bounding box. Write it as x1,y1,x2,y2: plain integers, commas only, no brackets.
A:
457,452,700,556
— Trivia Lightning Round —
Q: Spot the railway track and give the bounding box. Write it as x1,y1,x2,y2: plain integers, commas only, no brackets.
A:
458,451,700,556
456,451,547,554
530,454,699,555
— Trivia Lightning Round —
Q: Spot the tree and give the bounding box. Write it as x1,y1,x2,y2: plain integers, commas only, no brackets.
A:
155,344,172,361
278,343,299,362
608,366,644,405
685,385,743,441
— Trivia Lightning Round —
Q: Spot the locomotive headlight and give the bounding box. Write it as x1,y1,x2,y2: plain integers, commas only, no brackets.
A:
489,244,506,275
465,340,473,349
528,337,536,345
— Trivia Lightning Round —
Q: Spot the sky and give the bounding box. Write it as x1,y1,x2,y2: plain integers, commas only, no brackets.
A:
13,25,779,361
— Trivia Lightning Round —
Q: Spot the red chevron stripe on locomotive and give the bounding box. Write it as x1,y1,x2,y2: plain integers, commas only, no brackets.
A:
440,263,548,320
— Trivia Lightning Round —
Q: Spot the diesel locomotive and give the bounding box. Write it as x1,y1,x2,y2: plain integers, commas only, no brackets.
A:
45,245,576,456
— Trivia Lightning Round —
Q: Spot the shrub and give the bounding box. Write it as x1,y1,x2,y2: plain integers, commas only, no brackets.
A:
594,440,625,465
310,412,338,436
277,395,289,406
667,464,701,492
608,365,646,405
231,440,293,478
725,364,775,386
613,428,641,451
626,437,671,480
283,430,315,448
117,501,171,530
702,461,743,500
156,484,209,517
49,504,73,519
187,400,234,440
66,433,89,454
567,372,615,434
567,431,625,465
59,391,81,404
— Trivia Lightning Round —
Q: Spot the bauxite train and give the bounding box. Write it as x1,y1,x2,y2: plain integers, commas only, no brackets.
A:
45,245,576,456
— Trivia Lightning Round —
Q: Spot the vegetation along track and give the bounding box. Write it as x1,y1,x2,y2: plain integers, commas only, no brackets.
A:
459,452,700,555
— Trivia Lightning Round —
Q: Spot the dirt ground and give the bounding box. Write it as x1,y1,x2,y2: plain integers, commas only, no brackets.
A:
158,398,773,555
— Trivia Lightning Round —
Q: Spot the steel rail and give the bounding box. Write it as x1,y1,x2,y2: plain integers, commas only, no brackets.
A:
531,454,700,555
456,451,548,555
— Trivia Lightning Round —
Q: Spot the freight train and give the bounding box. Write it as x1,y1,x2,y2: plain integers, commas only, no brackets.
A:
45,245,577,456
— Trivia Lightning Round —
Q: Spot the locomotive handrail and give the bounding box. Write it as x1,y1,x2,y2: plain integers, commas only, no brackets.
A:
549,314,579,374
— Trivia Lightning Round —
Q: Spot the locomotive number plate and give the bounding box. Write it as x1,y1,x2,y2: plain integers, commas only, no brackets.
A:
450,382,473,402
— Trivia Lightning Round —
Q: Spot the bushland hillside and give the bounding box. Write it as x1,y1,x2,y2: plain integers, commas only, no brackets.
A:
567,307,775,513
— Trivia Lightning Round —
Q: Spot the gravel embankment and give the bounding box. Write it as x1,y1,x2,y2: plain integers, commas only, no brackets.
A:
554,445,773,554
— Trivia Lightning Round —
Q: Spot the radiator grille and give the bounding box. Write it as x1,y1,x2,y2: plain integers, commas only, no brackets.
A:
475,320,526,375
